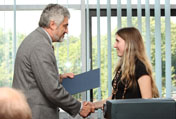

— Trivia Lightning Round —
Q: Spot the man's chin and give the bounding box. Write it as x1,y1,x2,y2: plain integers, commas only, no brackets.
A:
55,37,64,42
58,38,64,42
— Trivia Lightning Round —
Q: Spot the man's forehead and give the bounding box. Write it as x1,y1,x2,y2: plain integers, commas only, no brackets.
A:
60,18,68,26
63,17,69,23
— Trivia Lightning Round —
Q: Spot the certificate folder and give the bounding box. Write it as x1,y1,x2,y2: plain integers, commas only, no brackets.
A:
62,68,100,95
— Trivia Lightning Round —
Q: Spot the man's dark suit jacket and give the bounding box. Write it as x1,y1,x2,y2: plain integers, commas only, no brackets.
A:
12,27,81,119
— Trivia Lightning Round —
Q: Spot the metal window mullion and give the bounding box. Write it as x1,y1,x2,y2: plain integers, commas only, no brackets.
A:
155,0,162,96
117,0,121,29
137,0,142,33
66,0,69,71
107,0,112,97
165,0,171,98
3,2,6,86
1,4,176,11
13,0,16,71
0,5,81,11
97,0,101,101
86,0,90,101
97,0,102,117
127,0,132,26
56,0,59,68
81,0,87,101
145,0,151,61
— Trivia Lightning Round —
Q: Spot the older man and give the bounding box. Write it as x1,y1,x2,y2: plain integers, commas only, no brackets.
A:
12,4,94,119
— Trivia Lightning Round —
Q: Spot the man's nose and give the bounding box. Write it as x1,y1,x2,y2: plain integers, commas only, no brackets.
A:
65,28,68,34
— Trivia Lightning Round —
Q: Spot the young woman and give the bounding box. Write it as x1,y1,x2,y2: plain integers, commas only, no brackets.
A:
93,27,159,109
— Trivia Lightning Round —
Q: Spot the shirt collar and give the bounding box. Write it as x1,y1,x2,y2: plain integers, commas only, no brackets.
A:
41,28,52,44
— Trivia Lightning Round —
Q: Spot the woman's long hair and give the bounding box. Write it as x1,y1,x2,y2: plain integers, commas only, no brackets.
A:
114,27,159,98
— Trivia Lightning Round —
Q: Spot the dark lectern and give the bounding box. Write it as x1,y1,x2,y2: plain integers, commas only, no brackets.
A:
104,98,176,119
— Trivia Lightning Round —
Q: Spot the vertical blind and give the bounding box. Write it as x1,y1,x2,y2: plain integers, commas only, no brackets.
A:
107,0,112,97
145,0,151,61
165,0,171,98
96,0,101,102
155,0,162,96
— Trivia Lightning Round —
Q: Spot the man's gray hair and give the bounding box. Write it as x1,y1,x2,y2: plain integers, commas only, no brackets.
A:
39,4,70,27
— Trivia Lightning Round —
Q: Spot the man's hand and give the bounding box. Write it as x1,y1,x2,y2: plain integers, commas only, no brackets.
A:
79,101,95,118
59,73,74,83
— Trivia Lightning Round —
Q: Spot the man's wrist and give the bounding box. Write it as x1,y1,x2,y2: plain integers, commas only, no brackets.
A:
59,74,63,83
59,74,62,79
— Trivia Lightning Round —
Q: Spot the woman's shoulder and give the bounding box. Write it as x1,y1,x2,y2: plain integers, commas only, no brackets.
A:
135,59,148,80
135,59,146,69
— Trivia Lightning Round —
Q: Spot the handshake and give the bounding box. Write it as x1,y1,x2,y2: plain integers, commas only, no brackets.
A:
79,101,95,118
79,101,105,118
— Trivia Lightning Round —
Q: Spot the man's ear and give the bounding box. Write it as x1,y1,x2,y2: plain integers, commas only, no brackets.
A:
49,20,56,30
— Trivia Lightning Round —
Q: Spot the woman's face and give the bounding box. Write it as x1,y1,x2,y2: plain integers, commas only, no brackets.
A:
114,34,126,57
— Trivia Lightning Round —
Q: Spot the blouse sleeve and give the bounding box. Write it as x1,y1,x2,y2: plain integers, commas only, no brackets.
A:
135,60,149,80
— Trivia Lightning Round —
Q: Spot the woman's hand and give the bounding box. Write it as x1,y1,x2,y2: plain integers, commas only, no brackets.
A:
93,96,112,110
93,101,105,110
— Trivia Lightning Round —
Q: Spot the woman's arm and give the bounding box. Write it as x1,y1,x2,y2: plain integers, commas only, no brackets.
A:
138,75,152,99
93,96,112,109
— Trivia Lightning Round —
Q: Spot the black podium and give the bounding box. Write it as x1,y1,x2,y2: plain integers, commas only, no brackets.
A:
104,98,176,119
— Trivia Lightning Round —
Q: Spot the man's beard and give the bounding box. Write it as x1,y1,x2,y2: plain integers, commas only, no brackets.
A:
54,34,64,42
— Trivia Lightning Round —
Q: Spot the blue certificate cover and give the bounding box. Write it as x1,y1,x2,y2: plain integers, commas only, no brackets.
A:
62,68,100,95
